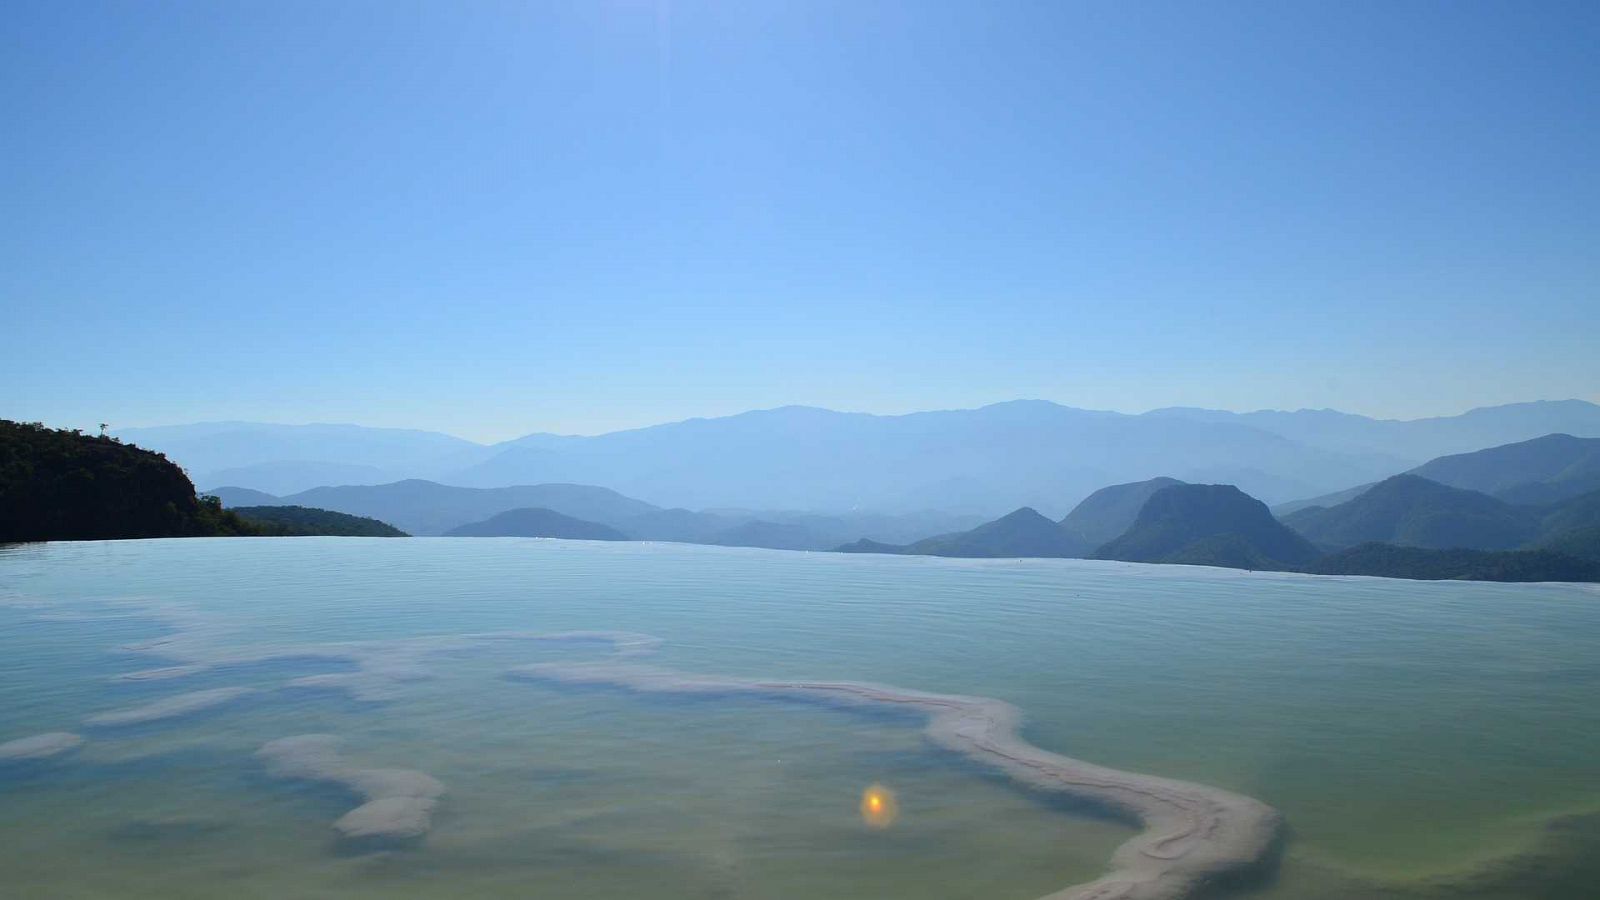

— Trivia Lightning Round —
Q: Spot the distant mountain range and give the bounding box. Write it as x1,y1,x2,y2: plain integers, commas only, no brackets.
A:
213,480,658,537
1407,433,1600,505
231,506,408,538
843,480,1322,570
838,477,1187,560
1147,401,1600,463
1059,476,1186,551
444,508,627,541
1277,434,1600,512
833,435,1600,581
122,399,1600,514
211,480,982,549
18,414,1595,581
1093,484,1320,569
838,507,1080,558
115,422,483,495
1283,476,1539,552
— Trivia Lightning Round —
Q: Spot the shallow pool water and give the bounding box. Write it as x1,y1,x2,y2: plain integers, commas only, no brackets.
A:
2,538,1597,898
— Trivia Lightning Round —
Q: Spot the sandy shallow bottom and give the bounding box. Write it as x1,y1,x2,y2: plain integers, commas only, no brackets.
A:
2,538,1599,899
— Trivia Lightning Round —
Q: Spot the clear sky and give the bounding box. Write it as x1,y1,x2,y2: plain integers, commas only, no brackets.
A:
5,1,1597,442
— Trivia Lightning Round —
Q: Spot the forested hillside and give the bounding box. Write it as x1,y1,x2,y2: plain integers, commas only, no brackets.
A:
1,420,255,542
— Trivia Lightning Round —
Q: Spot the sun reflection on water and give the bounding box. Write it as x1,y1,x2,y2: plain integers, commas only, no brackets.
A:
860,783,898,829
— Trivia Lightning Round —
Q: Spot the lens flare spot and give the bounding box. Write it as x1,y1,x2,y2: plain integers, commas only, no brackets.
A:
860,783,898,829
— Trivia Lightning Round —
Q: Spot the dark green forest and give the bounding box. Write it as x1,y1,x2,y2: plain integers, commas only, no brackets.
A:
1,420,259,542
1305,543,1600,582
1,421,406,543
231,505,408,537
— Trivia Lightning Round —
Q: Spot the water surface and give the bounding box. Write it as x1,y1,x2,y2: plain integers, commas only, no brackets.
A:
2,538,1598,898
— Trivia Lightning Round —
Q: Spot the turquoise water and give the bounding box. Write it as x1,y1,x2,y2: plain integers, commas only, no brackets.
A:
2,537,1598,899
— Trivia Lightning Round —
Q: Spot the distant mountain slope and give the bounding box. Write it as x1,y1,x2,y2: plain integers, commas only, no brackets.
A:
115,422,484,494
1149,400,1600,461
1306,543,1600,582
444,508,626,540
443,401,1398,513
128,400,1600,513
699,509,987,548
270,480,659,536
1407,434,1600,505
836,507,1080,558
836,479,1301,561
912,508,1081,558
1283,475,1537,552
623,507,985,551
1,420,256,542
834,478,1187,559
842,476,1599,582
1534,525,1600,563
834,538,907,555
209,486,283,507
1273,433,1600,512
617,508,731,544
231,506,408,537
199,461,399,496
1059,477,1185,550
1094,484,1319,568
1272,482,1375,517
1538,489,1600,538
215,479,975,549
706,520,822,551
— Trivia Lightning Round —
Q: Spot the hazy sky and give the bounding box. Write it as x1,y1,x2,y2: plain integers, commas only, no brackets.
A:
5,1,1598,442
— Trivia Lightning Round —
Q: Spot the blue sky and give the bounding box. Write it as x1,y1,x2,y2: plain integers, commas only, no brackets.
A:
5,1,1597,441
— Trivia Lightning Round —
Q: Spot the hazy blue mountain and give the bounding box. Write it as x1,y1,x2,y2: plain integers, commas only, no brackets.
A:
199,461,399,495
706,520,823,551
445,401,1396,513
128,400,1600,513
114,422,484,494
1283,475,1537,552
1272,482,1376,517
620,510,841,551
698,508,986,548
836,478,1186,559
618,507,982,552
209,486,283,507
916,507,1082,557
834,538,907,555
1408,434,1600,505
1275,432,1600,512
836,507,1081,558
263,480,659,536
1094,484,1320,568
1059,477,1185,550
1148,400,1600,462
209,479,975,550
231,506,408,537
617,508,733,544
444,508,626,540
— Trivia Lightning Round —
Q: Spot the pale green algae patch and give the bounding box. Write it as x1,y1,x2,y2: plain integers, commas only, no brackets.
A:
1,538,1598,899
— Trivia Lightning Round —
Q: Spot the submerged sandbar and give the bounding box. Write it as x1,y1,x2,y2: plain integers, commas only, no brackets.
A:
510,659,1284,900
256,734,445,842
0,732,85,761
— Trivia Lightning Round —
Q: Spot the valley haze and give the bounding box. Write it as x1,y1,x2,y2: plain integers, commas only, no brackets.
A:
116,398,1600,515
